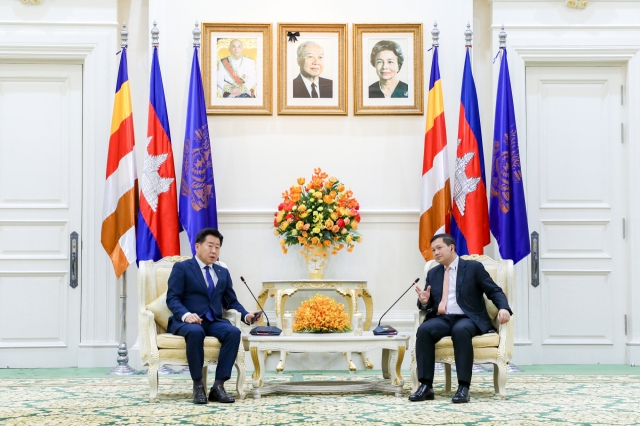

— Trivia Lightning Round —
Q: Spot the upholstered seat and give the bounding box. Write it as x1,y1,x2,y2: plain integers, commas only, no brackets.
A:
409,254,515,399
138,256,247,402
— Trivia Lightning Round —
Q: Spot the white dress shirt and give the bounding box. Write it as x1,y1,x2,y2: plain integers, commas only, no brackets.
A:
299,73,321,97
443,256,464,315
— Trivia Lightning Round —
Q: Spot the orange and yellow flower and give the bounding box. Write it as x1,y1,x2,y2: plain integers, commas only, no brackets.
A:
293,294,351,333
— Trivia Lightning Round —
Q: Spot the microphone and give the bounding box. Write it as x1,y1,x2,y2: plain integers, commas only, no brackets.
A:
240,276,282,336
373,278,420,335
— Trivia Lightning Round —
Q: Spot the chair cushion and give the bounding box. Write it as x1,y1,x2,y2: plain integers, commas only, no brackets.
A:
156,333,222,349
146,291,172,330
434,332,499,349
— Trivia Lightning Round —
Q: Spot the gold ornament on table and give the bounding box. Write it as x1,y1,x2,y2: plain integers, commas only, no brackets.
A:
273,168,362,279
293,294,351,333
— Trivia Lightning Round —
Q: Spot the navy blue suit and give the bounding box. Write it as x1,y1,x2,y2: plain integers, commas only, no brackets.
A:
415,258,512,385
167,258,249,382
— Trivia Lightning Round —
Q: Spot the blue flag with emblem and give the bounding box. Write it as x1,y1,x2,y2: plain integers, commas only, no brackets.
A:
179,46,218,254
489,48,530,264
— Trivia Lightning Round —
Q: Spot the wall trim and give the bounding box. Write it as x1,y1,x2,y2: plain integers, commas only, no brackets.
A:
217,209,420,224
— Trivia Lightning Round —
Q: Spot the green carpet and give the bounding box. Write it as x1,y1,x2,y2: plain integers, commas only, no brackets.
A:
1,370,640,425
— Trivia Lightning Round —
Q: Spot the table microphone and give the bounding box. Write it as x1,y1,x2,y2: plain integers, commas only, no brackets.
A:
373,278,420,335
240,276,282,336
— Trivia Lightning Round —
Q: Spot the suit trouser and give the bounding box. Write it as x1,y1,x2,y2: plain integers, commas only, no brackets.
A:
173,318,241,382
415,314,481,385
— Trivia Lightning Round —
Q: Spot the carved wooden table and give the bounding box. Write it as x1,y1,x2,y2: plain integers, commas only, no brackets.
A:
257,279,374,371
248,332,410,398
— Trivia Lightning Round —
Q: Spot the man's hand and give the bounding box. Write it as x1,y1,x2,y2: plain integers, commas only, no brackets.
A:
415,285,431,305
246,311,262,325
184,313,202,324
497,309,511,325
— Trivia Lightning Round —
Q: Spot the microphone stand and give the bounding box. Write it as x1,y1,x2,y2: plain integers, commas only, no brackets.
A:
240,276,282,336
373,278,420,335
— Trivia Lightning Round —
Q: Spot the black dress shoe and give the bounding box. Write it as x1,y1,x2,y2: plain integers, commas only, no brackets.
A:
192,384,207,404
452,385,470,403
208,383,235,403
408,384,435,401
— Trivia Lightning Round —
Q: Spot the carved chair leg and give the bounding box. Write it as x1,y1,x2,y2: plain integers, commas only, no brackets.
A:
444,363,452,393
202,366,208,388
235,361,247,399
148,363,159,403
493,363,499,394
496,362,508,400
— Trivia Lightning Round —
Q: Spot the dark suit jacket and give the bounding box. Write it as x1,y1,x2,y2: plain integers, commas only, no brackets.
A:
368,80,409,98
292,74,333,98
166,258,249,334
418,258,512,334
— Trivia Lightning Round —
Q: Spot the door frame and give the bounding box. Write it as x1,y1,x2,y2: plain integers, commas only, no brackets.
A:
493,39,640,364
0,23,122,366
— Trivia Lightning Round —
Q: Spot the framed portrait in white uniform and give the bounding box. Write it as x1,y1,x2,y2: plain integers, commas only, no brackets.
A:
202,23,272,115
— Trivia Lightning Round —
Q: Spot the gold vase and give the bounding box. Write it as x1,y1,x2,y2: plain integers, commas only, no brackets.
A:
303,246,330,279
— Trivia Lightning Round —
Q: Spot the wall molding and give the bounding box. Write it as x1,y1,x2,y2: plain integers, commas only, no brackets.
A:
217,209,420,224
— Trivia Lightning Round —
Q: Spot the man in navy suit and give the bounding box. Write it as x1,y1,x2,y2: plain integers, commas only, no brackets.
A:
410,234,512,403
292,41,333,98
166,228,261,404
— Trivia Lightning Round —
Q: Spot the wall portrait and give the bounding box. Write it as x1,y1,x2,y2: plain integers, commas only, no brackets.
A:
278,23,347,115
202,23,272,115
354,24,423,115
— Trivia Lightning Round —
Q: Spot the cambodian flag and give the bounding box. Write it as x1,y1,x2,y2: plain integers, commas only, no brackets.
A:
490,48,530,263
136,45,180,263
179,46,218,254
450,49,490,255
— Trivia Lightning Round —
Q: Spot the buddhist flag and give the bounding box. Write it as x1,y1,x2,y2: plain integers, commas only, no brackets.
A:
490,48,530,263
101,48,138,278
179,45,218,254
419,46,452,261
450,48,490,255
137,45,180,263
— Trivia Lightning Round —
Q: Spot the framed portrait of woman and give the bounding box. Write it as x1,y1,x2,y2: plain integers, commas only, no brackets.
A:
202,23,272,115
277,23,347,115
353,24,423,115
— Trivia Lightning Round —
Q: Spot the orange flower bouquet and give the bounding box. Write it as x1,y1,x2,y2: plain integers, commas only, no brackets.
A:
293,294,351,333
273,168,362,256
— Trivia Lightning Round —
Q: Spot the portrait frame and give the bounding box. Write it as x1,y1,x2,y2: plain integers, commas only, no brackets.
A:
277,23,348,115
353,24,423,115
202,23,272,115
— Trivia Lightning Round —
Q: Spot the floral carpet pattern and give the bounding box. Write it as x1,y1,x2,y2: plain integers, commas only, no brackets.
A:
1,373,639,425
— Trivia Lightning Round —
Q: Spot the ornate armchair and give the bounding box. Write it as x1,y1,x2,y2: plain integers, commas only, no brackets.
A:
138,256,247,402
409,255,515,399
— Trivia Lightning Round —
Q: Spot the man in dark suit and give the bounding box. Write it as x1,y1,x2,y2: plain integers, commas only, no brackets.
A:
292,41,333,98
166,228,261,404
410,233,512,403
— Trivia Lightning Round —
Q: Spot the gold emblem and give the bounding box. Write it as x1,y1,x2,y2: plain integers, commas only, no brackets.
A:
181,125,214,211
490,126,522,214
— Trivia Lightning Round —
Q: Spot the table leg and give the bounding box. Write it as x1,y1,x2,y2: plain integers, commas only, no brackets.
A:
387,345,406,397
359,351,374,369
250,346,264,398
381,348,390,379
361,289,374,331
343,351,357,373
276,351,288,373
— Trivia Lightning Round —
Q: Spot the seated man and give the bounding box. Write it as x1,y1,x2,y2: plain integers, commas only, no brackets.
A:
410,233,512,403
166,228,261,404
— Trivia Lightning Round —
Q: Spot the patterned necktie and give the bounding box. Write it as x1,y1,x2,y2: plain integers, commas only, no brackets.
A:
311,83,319,98
204,266,216,321
438,266,451,315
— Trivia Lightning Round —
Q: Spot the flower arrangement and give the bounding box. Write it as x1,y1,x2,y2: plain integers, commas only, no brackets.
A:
274,168,362,255
293,294,351,333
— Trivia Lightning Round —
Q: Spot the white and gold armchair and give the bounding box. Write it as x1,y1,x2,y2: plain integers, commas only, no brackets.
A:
138,256,247,402
409,255,515,399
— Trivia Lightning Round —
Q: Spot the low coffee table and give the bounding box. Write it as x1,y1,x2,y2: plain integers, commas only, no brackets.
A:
247,332,410,398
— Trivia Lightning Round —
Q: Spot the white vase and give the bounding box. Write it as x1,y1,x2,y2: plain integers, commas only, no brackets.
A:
303,246,329,279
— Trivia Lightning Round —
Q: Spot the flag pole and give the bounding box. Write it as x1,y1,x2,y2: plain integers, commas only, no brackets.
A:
108,23,138,376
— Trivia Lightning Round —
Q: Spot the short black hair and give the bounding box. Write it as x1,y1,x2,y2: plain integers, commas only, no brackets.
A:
430,233,455,248
370,40,404,71
195,228,224,245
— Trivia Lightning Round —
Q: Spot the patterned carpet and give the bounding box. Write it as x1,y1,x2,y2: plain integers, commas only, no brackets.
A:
1,372,640,425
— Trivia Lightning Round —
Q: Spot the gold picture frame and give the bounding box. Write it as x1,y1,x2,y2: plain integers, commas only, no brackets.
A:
353,24,423,115
277,23,347,115
202,23,272,115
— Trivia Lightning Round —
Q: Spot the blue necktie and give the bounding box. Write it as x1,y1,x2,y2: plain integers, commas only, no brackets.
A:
204,266,216,321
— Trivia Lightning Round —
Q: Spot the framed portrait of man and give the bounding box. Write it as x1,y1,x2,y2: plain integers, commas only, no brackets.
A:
278,23,347,115
202,23,272,115
353,24,423,115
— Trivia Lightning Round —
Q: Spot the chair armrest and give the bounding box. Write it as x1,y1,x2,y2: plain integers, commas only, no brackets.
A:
223,309,242,328
413,310,427,334
496,315,515,362
138,309,160,365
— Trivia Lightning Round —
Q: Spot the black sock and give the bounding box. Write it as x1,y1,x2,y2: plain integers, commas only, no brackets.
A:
213,379,224,388
193,379,203,388
458,380,470,388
